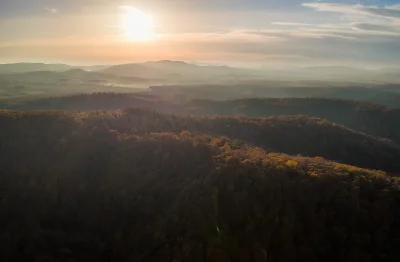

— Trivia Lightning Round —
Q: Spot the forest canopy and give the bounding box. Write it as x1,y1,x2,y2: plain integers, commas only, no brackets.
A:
0,108,399,261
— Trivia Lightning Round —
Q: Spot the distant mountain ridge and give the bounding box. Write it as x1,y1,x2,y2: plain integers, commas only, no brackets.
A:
0,63,73,74
101,60,235,79
1,61,399,83
0,63,110,74
0,68,149,84
0,61,238,82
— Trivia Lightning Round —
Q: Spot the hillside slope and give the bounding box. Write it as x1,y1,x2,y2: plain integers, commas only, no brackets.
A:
1,109,400,173
187,98,400,144
0,69,149,84
102,60,236,80
82,108,400,173
2,94,400,145
0,63,73,73
0,111,399,261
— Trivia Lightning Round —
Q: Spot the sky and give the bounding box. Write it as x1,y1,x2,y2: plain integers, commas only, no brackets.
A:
1,0,400,68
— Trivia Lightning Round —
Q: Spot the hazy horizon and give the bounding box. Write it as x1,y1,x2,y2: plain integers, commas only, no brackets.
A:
2,0,400,68
1,60,400,71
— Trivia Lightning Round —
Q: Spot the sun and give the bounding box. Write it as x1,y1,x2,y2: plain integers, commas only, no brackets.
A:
121,6,155,41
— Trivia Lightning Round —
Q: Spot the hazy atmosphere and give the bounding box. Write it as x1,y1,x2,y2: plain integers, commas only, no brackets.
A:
2,0,400,67
1,1,400,262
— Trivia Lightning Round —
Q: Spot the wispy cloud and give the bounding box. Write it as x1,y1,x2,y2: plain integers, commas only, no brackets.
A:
352,23,400,35
300,2,400,37
302,3,400,20
248,29,357,40
272,22,315,26
389,5,400,11
272,22,349,29
44,7,58,14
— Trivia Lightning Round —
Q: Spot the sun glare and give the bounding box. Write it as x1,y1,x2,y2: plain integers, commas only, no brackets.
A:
121,6,155,41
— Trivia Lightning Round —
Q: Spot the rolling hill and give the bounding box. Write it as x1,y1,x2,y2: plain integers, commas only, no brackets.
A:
0,63,110,74
102,60,237,80
0,109,399,261
0,63,73,74
147,84,400,108
0,68,149,84
1,107,399,173
3,94,399,145
83,108,400,172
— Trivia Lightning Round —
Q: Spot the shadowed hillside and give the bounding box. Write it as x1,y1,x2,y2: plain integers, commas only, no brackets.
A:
1,108,400,173
148,84,400,108
0,110,399,261
83,108,400,173
2,93,399,145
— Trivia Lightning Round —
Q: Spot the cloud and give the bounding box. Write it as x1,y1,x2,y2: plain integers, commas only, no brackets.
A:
248,29,357,40
388,5,400,11
160,30,282,42
272,22,316,26
272,22,349,29
302,3,376,14
297,3,400,37
44,7,58,14
302,3,400,20
2,27,400,67
352,23,400,35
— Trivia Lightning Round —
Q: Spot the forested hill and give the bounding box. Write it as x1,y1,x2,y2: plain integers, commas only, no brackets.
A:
2,93,399,144
0,109,399,261
1,109,400,173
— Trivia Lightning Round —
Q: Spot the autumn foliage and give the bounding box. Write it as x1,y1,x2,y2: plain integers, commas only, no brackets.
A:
0,108,399,261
